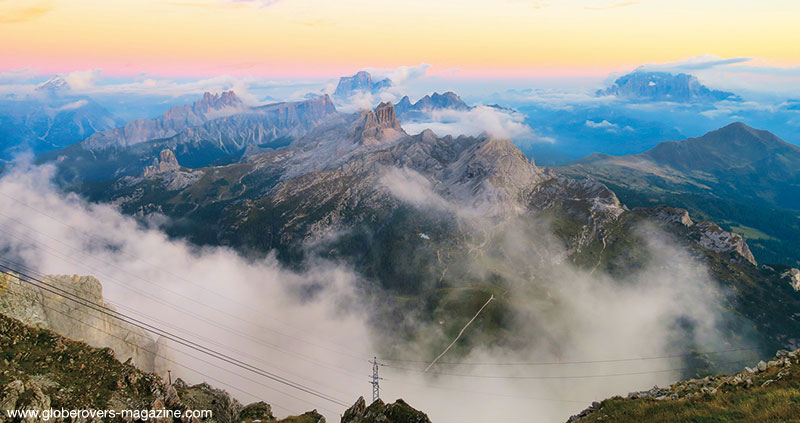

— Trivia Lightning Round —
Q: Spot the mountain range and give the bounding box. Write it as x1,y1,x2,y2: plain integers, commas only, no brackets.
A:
56,101,799,362
562,122,800,266
0,77,119,161
40,92,338,182
394,91,471,120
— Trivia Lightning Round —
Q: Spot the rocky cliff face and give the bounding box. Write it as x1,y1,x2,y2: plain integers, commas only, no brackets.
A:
354,102,406,145
0,272,161,374
341,397,430,423
143,149,180,177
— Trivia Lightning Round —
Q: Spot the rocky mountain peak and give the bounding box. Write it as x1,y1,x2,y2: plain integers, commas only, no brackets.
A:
643,122,800,172
354,102,406,145
143,149,180,177
192,90,244,114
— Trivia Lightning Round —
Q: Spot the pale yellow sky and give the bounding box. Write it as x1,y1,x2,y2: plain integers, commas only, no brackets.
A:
2,0,798,77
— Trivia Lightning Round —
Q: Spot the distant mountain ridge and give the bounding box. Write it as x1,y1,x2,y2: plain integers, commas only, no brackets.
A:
563,122,800,265
0,79,119,160
598,71,740,103
81,90,247,150
40,92,338,181
394,91,471,120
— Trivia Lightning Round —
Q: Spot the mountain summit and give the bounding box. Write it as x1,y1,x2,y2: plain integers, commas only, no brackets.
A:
598,71,739,103
334,71,392,97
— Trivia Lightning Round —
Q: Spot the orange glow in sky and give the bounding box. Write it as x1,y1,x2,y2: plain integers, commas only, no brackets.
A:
2,0,799,78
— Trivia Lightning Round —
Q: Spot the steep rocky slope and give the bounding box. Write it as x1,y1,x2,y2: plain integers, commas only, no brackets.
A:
0,312,321,423
567,348,800,422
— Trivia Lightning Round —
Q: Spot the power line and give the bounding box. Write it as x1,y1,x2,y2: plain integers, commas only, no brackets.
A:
0,261,351,408
0,237,369,384
0,286,309,416
378,347,761,367
378,358,754,380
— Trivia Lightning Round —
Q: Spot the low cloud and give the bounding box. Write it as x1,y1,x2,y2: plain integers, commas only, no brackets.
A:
585,119,633,132
375,164,755,423
401,105,552,144
0,164,373,419
373,64,431,86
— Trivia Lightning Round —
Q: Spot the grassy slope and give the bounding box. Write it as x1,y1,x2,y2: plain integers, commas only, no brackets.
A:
572,350,800,423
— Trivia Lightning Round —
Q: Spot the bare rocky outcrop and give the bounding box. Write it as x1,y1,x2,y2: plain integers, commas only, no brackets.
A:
143,149,180,177
355,102,406,145
783,268,800,291
341,397,430,423
636,206,757,266
693,221,757,266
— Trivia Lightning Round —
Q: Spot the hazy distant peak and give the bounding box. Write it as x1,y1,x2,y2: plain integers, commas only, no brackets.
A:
35,76,71,93
598,71,739,103
394,91,471,119
334,70,392,98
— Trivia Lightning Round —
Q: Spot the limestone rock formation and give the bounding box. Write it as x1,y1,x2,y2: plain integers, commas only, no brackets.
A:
143,149,180,177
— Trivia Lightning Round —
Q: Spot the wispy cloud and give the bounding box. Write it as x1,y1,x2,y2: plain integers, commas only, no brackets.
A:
0,1,53,23
638,55,753,72
585,1,639,11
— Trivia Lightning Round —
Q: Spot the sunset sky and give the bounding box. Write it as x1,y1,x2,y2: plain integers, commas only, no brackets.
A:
2,0,799,79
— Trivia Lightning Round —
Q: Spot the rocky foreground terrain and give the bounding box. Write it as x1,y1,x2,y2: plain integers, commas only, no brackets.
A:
567,348,800,422
0,310,428,423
